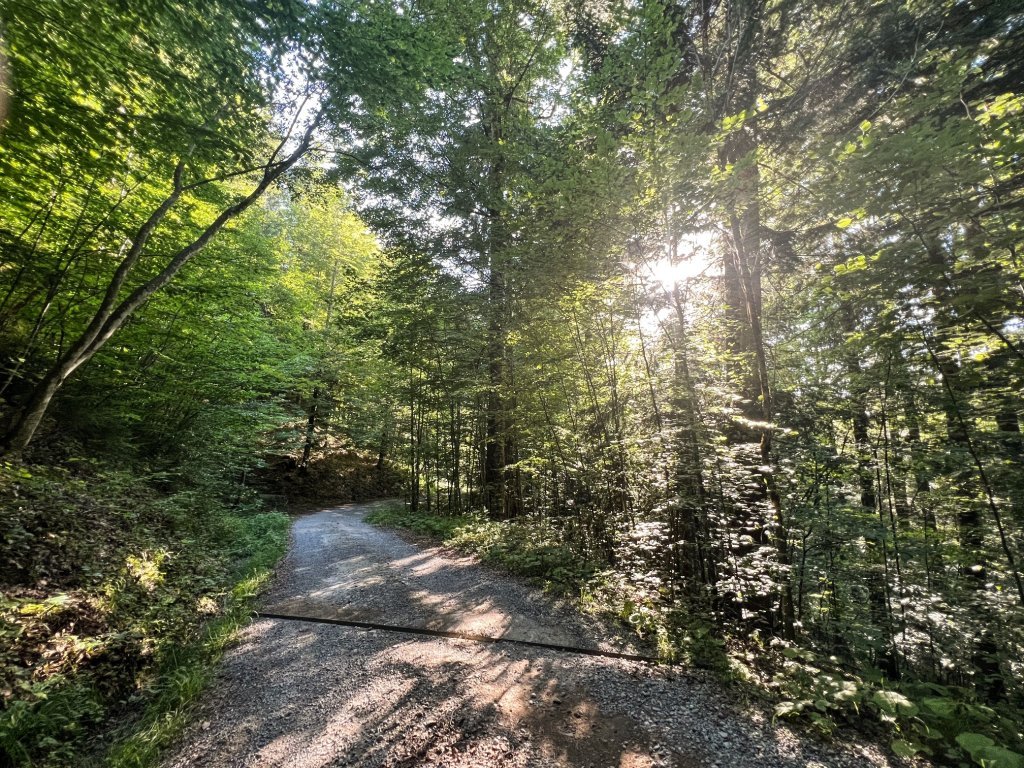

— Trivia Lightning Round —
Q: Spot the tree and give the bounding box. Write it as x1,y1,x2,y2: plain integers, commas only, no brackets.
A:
0,0,439,453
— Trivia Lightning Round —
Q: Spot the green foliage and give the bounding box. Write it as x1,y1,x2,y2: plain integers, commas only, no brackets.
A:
104,513,287,768
2,0,1023,764
956,734,1024,768
0,4,398,755
0,679,104,766
772,647,1024,763
366,503,473,539
367,504,597,591
0,462,288,767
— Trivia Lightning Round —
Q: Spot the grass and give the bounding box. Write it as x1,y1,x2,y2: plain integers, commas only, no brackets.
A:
103,512,288,768
0,462,289,768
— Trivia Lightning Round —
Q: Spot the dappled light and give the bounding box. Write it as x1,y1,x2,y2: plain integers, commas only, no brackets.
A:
644,232,718,293
1,0,1022,765
161,505,893,768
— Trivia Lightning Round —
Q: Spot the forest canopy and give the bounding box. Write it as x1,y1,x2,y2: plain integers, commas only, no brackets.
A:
0,0,1022,765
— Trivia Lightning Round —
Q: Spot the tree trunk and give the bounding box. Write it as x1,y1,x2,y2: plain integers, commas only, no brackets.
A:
719,99,795,639
299,387,320,471
1,119,317,455
483,265,508,517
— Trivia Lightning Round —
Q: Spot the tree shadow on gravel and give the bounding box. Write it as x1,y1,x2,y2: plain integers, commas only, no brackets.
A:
160,618,880,768
263,509,613,650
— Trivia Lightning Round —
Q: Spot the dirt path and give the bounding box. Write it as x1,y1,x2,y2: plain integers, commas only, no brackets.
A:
162,502,908,768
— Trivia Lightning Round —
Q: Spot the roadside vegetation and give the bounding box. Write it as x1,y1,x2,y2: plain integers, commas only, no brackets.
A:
1,0,1022,766
0,459,287,767
369,503,1024,766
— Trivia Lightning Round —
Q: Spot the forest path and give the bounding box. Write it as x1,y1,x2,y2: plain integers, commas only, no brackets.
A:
161,502,905,768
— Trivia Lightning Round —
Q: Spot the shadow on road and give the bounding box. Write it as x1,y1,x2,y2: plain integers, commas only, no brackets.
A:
161,503,887,768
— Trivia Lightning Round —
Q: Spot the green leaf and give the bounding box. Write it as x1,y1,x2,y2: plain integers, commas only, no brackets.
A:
871,690,918,716
922,697,957,718
975,746,1024,768
892,739,918,758
836,217,855,229
957,733,996,755
833,683,860,703
774,700,802,718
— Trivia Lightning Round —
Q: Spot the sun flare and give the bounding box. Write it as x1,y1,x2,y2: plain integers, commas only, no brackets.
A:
645,230,717,291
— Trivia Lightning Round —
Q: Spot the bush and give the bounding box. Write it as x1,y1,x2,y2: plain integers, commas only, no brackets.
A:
0,462,288,767
770,644,1024,765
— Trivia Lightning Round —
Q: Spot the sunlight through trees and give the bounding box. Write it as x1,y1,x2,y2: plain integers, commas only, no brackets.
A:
1,0,1022,764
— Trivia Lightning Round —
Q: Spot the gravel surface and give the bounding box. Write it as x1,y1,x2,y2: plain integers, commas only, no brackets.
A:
162,501,914,768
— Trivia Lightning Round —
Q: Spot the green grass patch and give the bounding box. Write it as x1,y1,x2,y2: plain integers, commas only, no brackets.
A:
365,503,473,540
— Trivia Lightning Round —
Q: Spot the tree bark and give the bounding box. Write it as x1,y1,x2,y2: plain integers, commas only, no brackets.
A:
300,387,320,471
1,119,318,455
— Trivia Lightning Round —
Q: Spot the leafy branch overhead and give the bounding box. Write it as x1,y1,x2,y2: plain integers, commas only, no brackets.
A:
1,0,1023,766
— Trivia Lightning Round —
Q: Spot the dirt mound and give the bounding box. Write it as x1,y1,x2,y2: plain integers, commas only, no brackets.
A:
255,451,405,503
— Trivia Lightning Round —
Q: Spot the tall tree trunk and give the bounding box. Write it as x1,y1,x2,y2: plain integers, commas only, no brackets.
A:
483,265,509,517
668,283,708,587
480,80,519,519
718,89,795,639
299,387,320,471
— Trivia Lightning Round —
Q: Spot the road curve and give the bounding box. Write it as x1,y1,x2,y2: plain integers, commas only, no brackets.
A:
161,501,908,768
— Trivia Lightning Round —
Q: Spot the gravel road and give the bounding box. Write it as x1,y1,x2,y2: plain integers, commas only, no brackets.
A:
161,501,912,768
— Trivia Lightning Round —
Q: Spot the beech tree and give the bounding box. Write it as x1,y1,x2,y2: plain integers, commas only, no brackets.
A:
2,0,1023,763
0,0,435,453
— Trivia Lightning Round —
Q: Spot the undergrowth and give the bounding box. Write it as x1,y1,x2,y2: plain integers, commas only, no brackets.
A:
367,502,1024,767
366,503,601,594
0,461,288,767
365,503,727,667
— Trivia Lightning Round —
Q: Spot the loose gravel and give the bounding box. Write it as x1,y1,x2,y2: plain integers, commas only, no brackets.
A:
161,501,916,768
